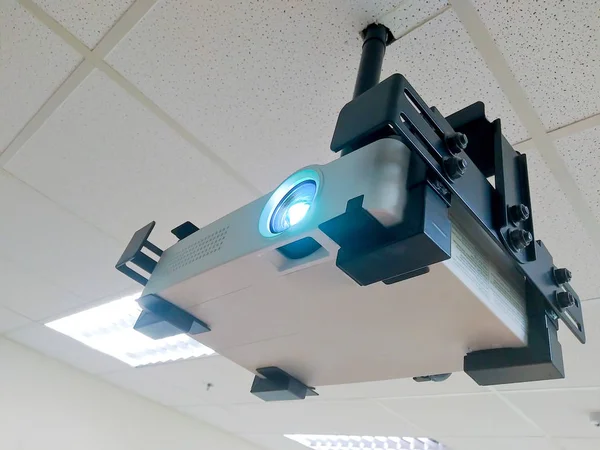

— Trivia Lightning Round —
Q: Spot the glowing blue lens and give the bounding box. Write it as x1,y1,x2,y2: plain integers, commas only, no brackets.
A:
269,180,317,233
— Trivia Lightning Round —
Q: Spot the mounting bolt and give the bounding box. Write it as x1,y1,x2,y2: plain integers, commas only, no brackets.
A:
509,204,530,224
553,267,572,285
444,156,468,180
508,228,533,251
556,290,575,310
445,132,469,155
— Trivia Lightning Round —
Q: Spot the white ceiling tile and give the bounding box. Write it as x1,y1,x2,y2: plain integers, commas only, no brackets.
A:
522,146,600,300
103,366,209,407
0,170,136,302
495,299,599,391
178,404,239,431
5,69,254,250
382,9,528,144
104,355,259,407
380,393,543,437
440,436,552,450
33,0,136,48
130,355,261,406
474,0,600,130
106,0,421,191
380,0,448,38
554,126,600,225
558,438,600,450
0,253,85,321
502,389,600,438
0,1,81,151
315,372,488,401
6,321,130,374
183,400,422,436
0,305,30,334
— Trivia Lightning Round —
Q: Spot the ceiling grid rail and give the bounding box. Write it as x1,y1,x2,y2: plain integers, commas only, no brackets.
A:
3,0,262,195
515,112,600,151
3,0,600,254
449,0,600,256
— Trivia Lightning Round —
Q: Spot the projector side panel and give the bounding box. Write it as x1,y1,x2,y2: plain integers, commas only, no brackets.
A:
143,139,414,298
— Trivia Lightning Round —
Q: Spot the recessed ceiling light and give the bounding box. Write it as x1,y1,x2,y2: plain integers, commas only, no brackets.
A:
45,293,215,367
285,435,446,450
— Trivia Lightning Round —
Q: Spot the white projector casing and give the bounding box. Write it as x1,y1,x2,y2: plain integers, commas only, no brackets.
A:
143,138,527,387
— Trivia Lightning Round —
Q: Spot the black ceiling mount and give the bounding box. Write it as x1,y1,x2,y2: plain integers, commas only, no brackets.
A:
342,23,393,157
352,24,393,100
330,22,585,386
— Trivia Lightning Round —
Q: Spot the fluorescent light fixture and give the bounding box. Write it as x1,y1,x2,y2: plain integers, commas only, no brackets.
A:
46,293,215,367
285,435,446,450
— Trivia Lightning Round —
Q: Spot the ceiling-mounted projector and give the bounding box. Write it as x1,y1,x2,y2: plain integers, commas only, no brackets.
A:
116,24,586,401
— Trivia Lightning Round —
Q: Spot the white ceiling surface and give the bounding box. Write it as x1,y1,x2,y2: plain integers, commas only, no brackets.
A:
6,68,255,249
0,1,599,450
0,1,81,150
474,0,600,130
33,0,136,48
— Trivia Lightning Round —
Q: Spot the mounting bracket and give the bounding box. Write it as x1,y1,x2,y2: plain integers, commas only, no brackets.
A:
250,367,318,401
331,72,584,385
115,221,163,286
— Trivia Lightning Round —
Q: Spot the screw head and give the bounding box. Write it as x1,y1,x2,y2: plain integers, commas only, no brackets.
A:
445,132,469,154
509,204,530,224
508,228,533,251
556,290,575,310
444,156,468,180
553,267,572,285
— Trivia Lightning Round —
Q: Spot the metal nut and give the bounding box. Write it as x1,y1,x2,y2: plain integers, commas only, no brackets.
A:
508,228,533,251
444,156,468,180
556,290,575,310
445,132,469,155
509,204,530,224
553,267,572,285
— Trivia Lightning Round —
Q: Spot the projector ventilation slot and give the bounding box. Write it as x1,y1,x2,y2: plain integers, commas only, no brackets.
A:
167,226,229,272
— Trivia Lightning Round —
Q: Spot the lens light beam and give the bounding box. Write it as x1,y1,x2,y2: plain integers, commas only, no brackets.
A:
269,179,317,233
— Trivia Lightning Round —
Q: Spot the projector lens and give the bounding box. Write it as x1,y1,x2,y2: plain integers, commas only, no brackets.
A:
269,180,317,234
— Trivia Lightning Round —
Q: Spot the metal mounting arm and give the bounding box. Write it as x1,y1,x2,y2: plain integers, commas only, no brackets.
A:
352,24,391,99
342,23,392,157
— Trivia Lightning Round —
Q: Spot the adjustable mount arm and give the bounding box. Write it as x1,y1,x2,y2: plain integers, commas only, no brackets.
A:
342,24,392,157
352,24,392,99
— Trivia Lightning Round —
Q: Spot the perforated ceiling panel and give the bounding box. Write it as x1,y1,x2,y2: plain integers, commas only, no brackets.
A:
2,1,600,450
473,0,600,130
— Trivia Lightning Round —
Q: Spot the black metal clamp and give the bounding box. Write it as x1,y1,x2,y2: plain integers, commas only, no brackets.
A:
115,221,163,286
251,367,318,401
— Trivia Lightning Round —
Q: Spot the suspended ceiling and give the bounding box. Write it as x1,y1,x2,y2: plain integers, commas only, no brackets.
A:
1,1,600,450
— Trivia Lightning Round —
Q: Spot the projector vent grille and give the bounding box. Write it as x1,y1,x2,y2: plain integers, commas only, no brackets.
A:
167,226,229,272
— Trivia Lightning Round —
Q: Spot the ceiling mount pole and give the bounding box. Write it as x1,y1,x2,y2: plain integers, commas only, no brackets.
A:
352,23,392,99
340,23,392,157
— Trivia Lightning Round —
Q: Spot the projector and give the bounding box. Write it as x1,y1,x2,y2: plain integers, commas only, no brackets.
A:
116,25,585,401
